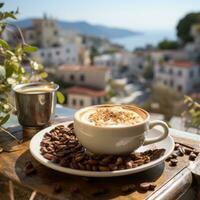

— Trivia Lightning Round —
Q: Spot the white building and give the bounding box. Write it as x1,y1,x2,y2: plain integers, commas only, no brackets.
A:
94,51,146,78
154,60,200,93
66,86,107,109
58,65,111,90
33,44,79,66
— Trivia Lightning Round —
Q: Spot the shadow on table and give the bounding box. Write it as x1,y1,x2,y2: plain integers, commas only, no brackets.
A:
15,150,164,200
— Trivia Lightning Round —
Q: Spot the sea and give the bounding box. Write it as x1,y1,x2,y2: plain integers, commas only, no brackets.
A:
110,30,176,51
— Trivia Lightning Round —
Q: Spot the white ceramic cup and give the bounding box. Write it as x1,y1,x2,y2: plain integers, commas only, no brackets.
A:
74,105,169,155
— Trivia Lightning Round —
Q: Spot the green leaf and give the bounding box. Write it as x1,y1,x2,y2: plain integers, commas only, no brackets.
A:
56,91,65,104
39,72,48,78
4,12,16,19
30,60,43,70
23,45,38,53
0,3,4,8
0,39,9,48
0,114,10,126
0,65,5,80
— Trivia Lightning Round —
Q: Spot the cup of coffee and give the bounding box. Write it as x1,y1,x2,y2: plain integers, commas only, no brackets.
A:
74,104,169,155
13,82,59,130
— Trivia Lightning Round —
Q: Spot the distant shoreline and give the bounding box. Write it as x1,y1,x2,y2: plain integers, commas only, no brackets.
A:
110,30,176,51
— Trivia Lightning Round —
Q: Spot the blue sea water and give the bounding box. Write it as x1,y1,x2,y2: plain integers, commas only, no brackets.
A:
110,30,176,51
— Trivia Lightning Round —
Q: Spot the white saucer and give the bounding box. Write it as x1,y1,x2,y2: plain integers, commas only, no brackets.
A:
30,121,174,177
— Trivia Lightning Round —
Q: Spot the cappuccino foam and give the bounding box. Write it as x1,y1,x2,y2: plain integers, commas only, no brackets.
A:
80,106,144,127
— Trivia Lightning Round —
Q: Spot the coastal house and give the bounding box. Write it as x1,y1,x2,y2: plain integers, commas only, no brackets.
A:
58,65,110,109
66,86,107,109
33,44,79,66
58,65,111,89
154,60,200,93
94,51,146,78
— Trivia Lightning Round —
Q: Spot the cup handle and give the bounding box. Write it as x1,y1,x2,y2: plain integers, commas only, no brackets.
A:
143,120,169,145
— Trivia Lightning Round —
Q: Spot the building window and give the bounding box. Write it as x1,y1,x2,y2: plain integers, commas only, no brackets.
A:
70,74,75,81
48,52,52,58
177,85,182,92
29,33,34,40
72,99,76,106
164,80,168,85
80,99,84,106
56,51,60,56
91,99,95,105
80,74,85,82
138,64,143,70
40,52,45,57
97,97,101,104
54,30,58,36
190,70,194,77
170,80,174,87
169,68,173,75
178,70,182,76
159,66,164,73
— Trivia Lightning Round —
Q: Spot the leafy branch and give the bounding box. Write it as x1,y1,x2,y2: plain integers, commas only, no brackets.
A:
0,3,47,127
182,96,200,133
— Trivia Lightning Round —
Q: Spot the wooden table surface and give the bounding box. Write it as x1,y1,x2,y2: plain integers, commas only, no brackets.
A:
0,109,200,200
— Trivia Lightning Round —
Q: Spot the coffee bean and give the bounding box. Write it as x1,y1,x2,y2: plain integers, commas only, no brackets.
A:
139,182,150,191
115,157,123,165
40,124,166,172
24,161,36,175
184,148,192,155
189,153,197,161
171,153,177,159
87,159,97,165
43,153,55,160
92,188,109,196
75,155,84,162
53,184,62,193
70,186,80,193
174,143,180,150
169,159,178,166
126,161,133,169
121,184,136,193
192,149,199,156
99,166,110,171
177,147,185,156
165,156,171,162
149,183,156,191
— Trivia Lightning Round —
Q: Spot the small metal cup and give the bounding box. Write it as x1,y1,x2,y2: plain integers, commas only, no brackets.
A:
13,82,59,130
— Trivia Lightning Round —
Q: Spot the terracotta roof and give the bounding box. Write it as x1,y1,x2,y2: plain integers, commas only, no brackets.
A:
66,86,107,97
168,61,195,68
59,65,109,72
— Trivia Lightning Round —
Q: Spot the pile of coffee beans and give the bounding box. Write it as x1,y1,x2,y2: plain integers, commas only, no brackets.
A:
40,123,165,171
166,142,199,166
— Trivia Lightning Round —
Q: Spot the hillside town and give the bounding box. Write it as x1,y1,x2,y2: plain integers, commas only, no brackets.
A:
4,15,200,133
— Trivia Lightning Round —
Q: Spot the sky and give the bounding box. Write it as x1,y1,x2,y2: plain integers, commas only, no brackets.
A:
4,0,200,32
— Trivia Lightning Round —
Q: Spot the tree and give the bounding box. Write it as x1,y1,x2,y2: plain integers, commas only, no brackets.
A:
158,39,180,50
176,12,200,44
143,83,180,121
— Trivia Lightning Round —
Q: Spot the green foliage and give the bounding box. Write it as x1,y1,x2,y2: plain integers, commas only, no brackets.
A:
0,4,46,126
143,83,180,121
56,91,65,104
158,39,180,50
183,96,200,132
176,12,200,44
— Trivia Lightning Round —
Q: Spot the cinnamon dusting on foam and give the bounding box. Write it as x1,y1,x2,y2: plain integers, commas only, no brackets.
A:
80,106,144,127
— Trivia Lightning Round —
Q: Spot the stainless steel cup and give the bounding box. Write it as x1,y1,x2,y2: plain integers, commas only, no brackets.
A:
13,82,59,130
